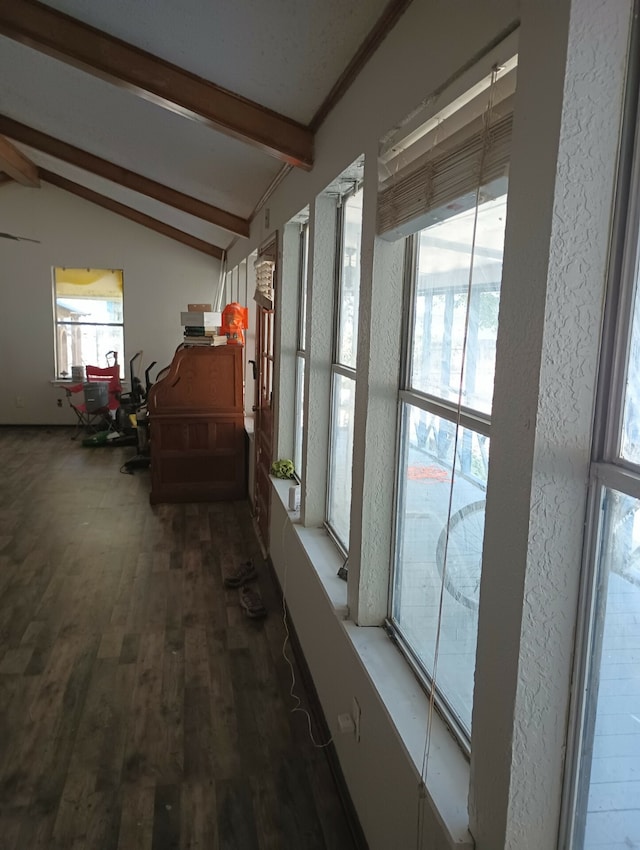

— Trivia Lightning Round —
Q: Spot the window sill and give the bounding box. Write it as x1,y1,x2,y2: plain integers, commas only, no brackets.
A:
50,378,129,386
271,477,348,614
270,478,473,849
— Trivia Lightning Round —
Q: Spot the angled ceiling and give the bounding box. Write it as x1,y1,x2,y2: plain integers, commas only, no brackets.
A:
0,0,410,257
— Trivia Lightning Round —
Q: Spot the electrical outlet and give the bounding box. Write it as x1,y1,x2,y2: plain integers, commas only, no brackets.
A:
337,712,355,735
352,696,361,742
15,396,24,408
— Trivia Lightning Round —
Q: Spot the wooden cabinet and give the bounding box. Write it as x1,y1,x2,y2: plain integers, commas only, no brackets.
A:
148,345,246,504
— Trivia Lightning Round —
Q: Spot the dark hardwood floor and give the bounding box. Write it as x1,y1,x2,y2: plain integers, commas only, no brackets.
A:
0,427,357,850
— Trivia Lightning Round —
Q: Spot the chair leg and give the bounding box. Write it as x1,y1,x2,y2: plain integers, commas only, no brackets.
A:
70,409,89,440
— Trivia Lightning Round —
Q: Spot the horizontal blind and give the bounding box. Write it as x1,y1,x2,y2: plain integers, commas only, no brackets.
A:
377,112,512,240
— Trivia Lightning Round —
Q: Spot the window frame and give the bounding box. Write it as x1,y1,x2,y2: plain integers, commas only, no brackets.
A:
294,221,309,478
388,186,509,748
53,268,125,380
325,183,363,553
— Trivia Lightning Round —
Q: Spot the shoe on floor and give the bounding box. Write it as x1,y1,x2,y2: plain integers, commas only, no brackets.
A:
223,559,257,588
239,585,267,619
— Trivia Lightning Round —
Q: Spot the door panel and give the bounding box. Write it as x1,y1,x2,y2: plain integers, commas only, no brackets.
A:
253,247,276,548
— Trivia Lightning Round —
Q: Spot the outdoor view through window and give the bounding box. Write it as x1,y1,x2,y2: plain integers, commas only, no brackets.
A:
393,190,507,736
54,268,124,378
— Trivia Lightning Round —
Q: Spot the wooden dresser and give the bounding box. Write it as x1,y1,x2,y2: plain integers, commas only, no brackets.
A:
148,345,246,503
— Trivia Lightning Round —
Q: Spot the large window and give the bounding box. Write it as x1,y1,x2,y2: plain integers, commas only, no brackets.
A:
54,267,124,378
564,99,640,849
326,187,363,550
391,188,508,739
294,222,309,477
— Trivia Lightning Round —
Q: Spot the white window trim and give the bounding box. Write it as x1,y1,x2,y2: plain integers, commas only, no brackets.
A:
325,185,362,551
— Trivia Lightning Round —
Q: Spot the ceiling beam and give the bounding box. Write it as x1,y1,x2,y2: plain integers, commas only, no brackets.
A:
0,115,249,237
0,0,314,170
0,134,40,186
0,174,14,187
41,169,224,261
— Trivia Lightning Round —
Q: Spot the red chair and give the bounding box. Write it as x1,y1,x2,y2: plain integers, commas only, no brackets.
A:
65,364,122,439
85,364,122,414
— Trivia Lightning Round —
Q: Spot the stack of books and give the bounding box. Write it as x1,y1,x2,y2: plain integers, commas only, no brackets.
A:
183,333,228,346
180,310,226,346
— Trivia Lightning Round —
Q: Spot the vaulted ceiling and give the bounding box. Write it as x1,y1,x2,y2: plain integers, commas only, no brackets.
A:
0,0,410,258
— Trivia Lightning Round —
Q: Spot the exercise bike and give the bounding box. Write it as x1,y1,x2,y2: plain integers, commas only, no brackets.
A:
121,357,162,473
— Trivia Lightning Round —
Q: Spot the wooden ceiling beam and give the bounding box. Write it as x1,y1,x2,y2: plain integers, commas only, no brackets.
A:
41,169,225,260
0,134,40,186
0,116,249,237
311,0,415,131
0,0,313,170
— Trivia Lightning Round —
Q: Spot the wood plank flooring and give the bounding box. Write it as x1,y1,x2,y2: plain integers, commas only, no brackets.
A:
0,427,357,850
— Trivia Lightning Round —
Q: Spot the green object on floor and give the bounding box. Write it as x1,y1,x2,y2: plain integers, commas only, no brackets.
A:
81,431,109,447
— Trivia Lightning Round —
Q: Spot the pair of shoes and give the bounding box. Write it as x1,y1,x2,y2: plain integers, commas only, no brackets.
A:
239,585,267,619
223,559,256,588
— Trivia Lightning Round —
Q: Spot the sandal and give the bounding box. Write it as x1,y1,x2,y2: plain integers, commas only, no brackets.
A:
239,585,267,619
223,559,257,588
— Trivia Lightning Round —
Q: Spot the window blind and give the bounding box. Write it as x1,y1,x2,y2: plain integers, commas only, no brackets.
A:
377,111,513,241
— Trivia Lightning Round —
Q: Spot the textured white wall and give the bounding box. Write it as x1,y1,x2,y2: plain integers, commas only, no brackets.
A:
348,145,406,625
470,1,633,848
300,194,337,526
0,182,220,424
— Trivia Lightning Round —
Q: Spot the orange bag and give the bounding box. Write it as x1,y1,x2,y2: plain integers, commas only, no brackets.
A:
221,302,249,345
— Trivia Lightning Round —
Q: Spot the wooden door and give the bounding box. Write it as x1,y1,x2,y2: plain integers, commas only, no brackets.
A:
254,303,274,546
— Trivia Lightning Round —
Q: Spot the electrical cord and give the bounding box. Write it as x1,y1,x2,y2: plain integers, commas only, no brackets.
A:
279,510,333,749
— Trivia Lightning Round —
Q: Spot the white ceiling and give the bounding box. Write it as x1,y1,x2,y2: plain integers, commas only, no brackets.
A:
0,0,393,254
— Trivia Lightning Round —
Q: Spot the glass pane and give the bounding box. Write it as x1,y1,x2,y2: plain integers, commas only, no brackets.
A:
54,269,123,325
574,487,640,848
622,269,640,462
55,296,123,324
299,224,309,351
55,323,124,379
337,189,363,368
294,356,305,477
327,372,356,549
393,404,489,733
410,191,507,414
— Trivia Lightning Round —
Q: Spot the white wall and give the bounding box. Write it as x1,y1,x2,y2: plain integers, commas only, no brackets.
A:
0,181,220,424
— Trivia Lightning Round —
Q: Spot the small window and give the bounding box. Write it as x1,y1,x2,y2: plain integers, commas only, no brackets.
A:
337,190,363,369
294,222,309,477
326,187,363,550
381,55,515,744
53,268,124,378
391,190,507,739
